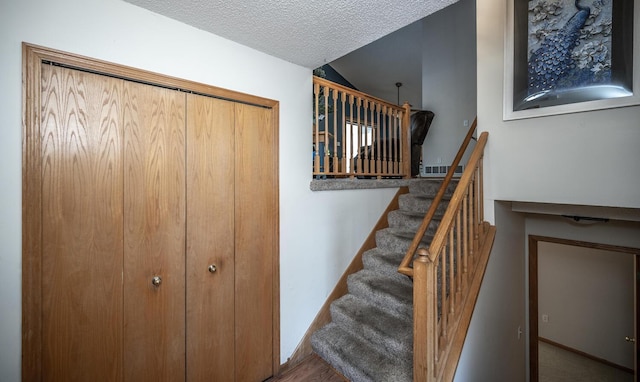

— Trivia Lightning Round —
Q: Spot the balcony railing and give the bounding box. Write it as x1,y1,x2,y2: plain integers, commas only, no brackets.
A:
313,76,411,179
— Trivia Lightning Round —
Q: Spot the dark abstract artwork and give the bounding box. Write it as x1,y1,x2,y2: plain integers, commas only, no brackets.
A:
513,0,634,111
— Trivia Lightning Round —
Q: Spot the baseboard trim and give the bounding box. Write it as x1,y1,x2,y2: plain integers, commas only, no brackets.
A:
538,337,633,374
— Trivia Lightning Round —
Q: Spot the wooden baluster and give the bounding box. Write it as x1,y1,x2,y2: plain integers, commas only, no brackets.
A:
440,248,447,343
472,173,479,261
387,109,391,174
478,158,485,237
400,107,406,176
381,106,388,176
397,110,402,175
455,207,462,299
375,103,381,178
323,86,329,175
356,97,362,176
393,111,399,175
388,110,394,176
332,88,338,175
468,181,475,265
314,82,320,175
402,102,411,178
362,100,375,173
449,228,455,318
348,95,355,178
370,102,375,174
463,193,469,288
362,99,373,173
341,91,347,175
369,103,375,177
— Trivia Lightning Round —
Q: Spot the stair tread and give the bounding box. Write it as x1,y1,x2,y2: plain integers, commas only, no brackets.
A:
375,227,433,254
362,248,412,284
378,226,433,240
398,193,451,214
311,323,412,382
347,269,413,319
388,208,445,219
330,294,412,356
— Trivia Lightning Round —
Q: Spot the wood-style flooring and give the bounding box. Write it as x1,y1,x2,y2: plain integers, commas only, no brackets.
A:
269,354,347,382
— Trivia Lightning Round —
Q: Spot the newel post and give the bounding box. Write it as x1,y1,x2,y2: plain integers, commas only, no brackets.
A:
414,248,436,382
402,102,412,178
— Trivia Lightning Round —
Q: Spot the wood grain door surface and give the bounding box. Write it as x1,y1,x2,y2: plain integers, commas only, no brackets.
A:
234,103,276,382
41,63,126,382
186,94,236,381
122,80,187,381
36,63,275,381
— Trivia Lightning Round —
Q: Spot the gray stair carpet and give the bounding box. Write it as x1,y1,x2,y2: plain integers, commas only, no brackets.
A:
311,179,454,382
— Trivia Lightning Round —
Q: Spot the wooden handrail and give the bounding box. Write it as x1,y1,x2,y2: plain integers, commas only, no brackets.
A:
413,131,492,382
398,118,478,276
312,76,412,179
426,132,487,260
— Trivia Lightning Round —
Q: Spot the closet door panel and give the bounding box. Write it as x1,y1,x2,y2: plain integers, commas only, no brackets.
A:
123,82,186,381
234,104,275,382
40,65,124,381
186,94,235,381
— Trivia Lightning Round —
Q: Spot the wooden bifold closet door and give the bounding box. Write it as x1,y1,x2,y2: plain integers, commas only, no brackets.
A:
32,58,276,382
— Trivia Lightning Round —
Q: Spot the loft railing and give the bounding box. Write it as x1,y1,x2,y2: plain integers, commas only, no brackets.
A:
411,131,496,381
313,76,411,179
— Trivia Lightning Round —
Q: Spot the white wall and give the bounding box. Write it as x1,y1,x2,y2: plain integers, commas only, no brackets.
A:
0,0,397,380
454,201,527,382
478,0,640,214
421,0,477,172
538,242,634,369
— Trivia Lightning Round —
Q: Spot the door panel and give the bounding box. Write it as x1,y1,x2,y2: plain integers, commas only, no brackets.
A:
123,81,186,381
41,65,124,381
234,103,275,381
186,94,236,381
26,46,279,382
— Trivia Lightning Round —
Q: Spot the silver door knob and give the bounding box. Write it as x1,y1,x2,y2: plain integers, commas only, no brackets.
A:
625,336,635,343
151,276,162,286
208,265,217,273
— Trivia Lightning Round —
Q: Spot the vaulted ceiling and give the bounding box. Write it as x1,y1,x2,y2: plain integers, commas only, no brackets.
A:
123,0,458,69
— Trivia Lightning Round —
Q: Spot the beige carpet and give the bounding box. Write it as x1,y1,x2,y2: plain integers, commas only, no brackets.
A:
539,341,633,382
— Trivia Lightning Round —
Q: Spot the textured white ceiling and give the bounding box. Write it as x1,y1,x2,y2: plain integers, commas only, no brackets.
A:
123,0,458,68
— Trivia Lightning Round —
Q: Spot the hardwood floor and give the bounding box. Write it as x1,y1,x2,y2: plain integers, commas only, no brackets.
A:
269,355,347,382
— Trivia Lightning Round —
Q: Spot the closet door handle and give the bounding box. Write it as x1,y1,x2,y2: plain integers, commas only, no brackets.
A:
208,264,217,273
151,276,162,286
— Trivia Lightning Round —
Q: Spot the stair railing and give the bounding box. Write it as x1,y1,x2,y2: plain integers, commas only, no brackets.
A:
413,131,494,382
397,118,478,277
313,76,412,179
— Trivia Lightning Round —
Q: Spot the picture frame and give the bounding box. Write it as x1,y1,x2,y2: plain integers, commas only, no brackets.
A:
504,0,640,120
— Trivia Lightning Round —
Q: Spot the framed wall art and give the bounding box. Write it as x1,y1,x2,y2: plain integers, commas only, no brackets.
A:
504,0,640,119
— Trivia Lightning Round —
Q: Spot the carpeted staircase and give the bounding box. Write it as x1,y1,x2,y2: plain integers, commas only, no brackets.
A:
311,179,456,382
